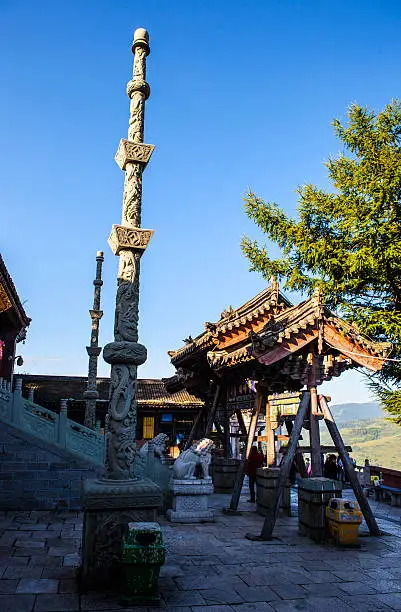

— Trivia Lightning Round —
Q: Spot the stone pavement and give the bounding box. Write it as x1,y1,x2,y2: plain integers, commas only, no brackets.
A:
1,490,401,612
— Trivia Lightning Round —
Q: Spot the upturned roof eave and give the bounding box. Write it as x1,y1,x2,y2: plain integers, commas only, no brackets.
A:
168,284,292,365
207,296,391,372
0,254,31,329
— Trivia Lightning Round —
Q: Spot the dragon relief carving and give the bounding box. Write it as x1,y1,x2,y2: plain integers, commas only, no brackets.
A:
123,162,143,226
105,364,138,479
114,251,140,343
128,95,144,143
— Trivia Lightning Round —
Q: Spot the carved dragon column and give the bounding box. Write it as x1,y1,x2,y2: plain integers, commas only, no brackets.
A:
81,28,161,591
84,251,104,430
103,27,155,479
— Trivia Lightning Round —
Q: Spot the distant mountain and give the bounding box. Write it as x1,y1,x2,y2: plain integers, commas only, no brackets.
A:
330,401,383,425
319,401,401,469
320,418,401,470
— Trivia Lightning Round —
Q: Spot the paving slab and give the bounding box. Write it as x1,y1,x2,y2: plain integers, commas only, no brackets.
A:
163,590,206,606
3,565,43,579
369,579,401,594
80,592,126,610
234,584,279,603
378,593,401,610
270,599,313,611
191,607,233,612
1,491,401,610
340,594,393,610
175,574,241,591
0,593,36,612
199,587,244,605
270,584,308,600
33,593,80,611
0,578,18,593
16,578,59,594
59,578,79,593
307,595,354,611
233,605,275,612
300,582,344,598
336,580,379,595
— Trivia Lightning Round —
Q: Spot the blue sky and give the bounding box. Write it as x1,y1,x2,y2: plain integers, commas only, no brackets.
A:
2,0,400,403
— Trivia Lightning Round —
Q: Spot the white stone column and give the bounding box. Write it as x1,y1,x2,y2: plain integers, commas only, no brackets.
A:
102,27,155,480
81,27,161,591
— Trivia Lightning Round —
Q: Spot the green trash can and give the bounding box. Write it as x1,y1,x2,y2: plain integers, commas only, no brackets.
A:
121,521,166,605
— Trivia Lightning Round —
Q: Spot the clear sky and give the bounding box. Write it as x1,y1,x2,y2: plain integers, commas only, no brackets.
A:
2,0,400,404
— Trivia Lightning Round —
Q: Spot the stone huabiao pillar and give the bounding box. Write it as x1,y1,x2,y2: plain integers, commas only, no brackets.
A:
81,27,161,590
83,251,104,430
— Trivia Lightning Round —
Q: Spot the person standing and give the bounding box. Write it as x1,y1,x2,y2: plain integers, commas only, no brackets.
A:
324,454,338,480
246,446,264,503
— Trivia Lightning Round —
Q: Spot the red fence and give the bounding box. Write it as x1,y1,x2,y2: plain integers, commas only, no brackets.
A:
369,465,401,489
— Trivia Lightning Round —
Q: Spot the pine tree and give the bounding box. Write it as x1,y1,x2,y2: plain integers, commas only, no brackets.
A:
241,101,401,422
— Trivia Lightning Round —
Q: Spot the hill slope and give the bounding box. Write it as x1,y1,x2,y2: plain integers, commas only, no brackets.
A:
330,401,383,425
320,417,401,470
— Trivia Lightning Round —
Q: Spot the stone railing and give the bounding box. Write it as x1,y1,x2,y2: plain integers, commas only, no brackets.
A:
0,377,105,465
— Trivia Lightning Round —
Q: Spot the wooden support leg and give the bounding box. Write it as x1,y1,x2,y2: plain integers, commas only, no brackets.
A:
266,402,276,466
235,408,247,438
285,421,307,479
226,388,265,513
319,395,380,536
246,392,311,540
205,384,221,437
183,405,206,451
285,421,308,478
309,387,322,477
223,411,232,458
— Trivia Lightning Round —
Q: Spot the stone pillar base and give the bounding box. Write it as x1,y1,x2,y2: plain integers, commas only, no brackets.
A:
166,477,214,523
298,477,342,542
81,478,162,591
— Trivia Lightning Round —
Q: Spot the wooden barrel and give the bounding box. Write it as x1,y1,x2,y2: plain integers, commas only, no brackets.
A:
211,457,241,493
298,477,342,542
256,467,291,517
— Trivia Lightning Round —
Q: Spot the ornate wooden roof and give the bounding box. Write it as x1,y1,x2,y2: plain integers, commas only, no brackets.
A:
168,281,291,366
19,375,204,408
207,289,390,379
0,254,31,334
169,283,391,392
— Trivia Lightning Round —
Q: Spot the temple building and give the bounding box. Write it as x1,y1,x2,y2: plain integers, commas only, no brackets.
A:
167,281,390,463
0,254,30,383
19,374,203,450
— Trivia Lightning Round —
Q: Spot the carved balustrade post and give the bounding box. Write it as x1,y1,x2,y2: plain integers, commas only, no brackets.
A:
84,251,104,429
12,377,23,425
14,377,22,396
58,399,68,447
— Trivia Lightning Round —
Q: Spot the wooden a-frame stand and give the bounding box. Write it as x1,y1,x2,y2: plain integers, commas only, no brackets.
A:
243,391,380,540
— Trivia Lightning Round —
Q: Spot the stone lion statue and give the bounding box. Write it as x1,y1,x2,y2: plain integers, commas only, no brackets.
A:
139,433,168,460
172,438,215,480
